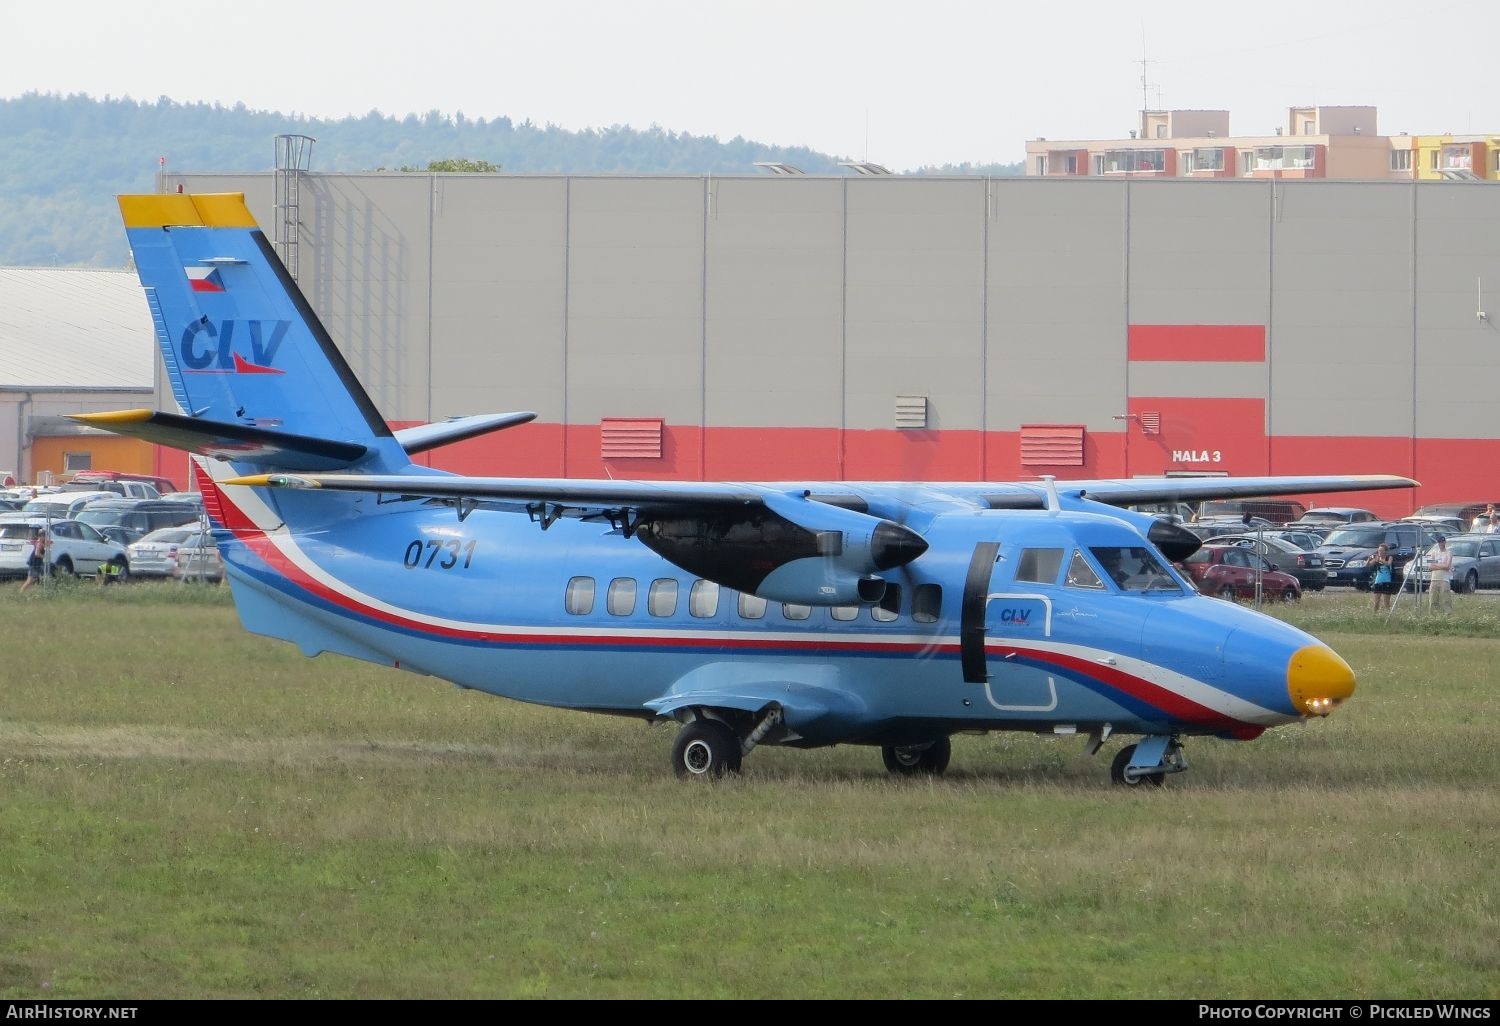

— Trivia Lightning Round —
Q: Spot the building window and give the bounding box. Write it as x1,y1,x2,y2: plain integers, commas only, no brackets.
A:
1442,146,1473,170
1103,149,1165,173
1035,155,1048,175
1303,120,1315,135
1430,150,1439,170
1390,149,1412,172
565,577,595,615
1192,148,1225,172
1181,151,1195,175
1093,154,1105,176
63,452,92,473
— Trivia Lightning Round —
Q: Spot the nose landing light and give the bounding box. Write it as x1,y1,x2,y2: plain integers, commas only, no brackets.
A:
1287,644,1356,717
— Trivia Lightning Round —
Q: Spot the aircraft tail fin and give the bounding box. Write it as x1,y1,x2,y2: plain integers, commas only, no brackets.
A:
109,193,409,474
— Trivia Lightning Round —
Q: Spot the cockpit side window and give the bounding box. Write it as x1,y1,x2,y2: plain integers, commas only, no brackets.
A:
1065,551,1105,589
1015,547,1065,584
1088,546,1185,593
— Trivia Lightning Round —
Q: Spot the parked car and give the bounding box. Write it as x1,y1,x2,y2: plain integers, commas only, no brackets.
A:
60,479,160,499
1316,521,1453,589
1409,502,1500,534
126,525,201,578
65,471,178,496
1195,498,1307,525
1400,514,1468,534
172,529,223,582
1180,544,1302,603
1209,533,1327,591
1264,529,1327,552
1294,507,1380,527
1410,534,1500,594
159,491,205,507
0,517,129,580
74,500,202,547
9,491,118,520
1186,518,1276,542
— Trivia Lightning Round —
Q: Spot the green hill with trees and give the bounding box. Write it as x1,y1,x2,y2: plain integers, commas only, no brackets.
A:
0,92,1021,268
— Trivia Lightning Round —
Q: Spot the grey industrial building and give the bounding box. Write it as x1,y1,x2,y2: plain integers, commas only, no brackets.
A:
96,170,1500,515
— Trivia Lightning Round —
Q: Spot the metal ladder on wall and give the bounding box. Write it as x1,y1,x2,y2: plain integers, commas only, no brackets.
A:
274,134,315,280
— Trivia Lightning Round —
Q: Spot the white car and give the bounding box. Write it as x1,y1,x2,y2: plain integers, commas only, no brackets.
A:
126,525,201,578
0,517,129,580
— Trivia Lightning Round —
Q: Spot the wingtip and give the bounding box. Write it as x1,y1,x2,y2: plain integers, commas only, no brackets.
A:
69,409,155,425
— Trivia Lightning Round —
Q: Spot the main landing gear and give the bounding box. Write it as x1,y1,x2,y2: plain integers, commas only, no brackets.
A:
670,706,785,779
1109,735,1188,787
880,737,952,776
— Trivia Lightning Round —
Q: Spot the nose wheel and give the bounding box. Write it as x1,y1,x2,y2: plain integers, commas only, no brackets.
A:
1109,737,1187,787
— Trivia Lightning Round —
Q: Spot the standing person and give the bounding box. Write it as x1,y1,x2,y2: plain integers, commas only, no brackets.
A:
1370,543,1395,612
1481,505,1499,534
18,526,48,592
1426,535,1454,613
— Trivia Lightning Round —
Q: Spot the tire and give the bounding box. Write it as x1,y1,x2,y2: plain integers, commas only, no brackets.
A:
881,736,953,777
52,557,74,577
1217,585,1237,601
671,720,741,779
1463,570,1478,594
1110,744,1165,788
1280,587,1300,604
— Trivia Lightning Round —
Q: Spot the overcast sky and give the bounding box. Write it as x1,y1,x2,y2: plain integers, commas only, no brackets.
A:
4,0,1496,171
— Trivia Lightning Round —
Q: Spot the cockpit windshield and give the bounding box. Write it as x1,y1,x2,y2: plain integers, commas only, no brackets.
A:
1088,546,1185,593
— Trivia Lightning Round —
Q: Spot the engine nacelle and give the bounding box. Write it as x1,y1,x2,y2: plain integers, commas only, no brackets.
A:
636,492,927,605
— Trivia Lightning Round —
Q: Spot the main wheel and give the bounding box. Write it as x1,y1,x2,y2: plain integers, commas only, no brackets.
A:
1463,570,1478,594
1110,744,1165,788
671,720,742,779
881,736,952,776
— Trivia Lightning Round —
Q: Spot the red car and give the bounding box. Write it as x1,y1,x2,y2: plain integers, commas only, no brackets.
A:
1181,544,1302,603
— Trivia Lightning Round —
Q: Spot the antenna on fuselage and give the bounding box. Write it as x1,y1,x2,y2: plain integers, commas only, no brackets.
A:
1041,475,1061,514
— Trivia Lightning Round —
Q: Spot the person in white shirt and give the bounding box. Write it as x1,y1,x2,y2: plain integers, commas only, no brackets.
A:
1480,505,1499,534
1426,535,1454,613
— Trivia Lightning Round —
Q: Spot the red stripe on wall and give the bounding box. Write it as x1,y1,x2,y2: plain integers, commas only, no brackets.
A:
1128,324,1266,362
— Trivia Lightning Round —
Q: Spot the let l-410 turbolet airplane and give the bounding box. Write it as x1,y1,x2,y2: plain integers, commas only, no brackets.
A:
77,193,1417,786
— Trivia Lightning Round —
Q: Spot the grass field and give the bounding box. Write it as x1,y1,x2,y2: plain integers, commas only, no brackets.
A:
0,581,1495,999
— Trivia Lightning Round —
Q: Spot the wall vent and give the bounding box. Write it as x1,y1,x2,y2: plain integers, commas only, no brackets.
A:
1019,425,1085,466
895,395,929,430
600,418,664,459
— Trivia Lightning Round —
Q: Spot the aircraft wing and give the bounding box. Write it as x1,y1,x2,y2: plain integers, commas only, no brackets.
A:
975,474,1417,509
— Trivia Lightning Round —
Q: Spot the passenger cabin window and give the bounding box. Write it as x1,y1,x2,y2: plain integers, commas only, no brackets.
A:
689,580,719,617
647,579,678,617
607,578,637,616
830,605,858,621
872,584,900,622
738,593,766,619
1066,551,1105,589
782,603,811,621
1016,548,1064,584
912,584,942,623
565,576,595,615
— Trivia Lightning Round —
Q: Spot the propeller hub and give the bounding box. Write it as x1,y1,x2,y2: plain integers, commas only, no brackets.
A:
871,521,929,570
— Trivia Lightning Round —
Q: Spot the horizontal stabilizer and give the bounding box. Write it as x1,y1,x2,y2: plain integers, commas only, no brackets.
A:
69,409,369,471
394,412,538,456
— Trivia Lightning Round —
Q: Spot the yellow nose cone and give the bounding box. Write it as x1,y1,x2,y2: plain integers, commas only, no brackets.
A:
1287,644,1357,717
